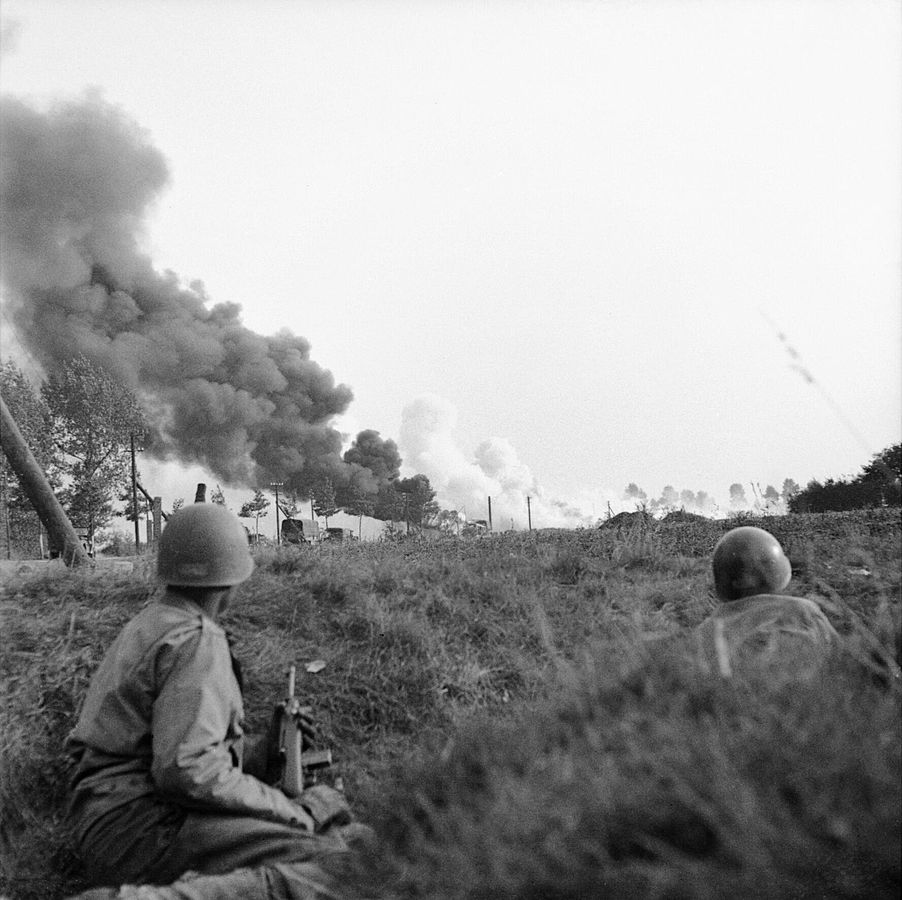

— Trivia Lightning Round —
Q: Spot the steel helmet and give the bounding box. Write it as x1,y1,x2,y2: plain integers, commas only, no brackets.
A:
157,503,255,587
712,526,791,601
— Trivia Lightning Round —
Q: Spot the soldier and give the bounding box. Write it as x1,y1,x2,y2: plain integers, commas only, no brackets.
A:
695,525,837,673
65,503,359,899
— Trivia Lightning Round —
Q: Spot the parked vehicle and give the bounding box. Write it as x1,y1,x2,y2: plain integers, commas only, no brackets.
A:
461,520,489,538
322,527,356,543
280,518,320,545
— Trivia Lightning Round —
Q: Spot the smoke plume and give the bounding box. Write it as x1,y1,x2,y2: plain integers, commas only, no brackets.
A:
0,94,354,489
343,429,401,484
399,394,591,529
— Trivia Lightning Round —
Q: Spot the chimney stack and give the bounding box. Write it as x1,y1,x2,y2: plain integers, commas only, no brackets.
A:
194,483,207,503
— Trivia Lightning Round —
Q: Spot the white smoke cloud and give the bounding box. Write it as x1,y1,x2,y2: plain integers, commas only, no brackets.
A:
399,394,593,529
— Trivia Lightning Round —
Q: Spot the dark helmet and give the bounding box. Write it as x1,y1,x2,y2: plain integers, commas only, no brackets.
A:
158,503,255,587
712,526,791,601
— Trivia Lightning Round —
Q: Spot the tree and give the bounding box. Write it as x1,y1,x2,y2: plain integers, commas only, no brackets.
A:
781,478,801,506
118,477,148,528
695,490,716,516
342,481,375,539
762,484,781,512
171,498,185,515
622,483,647,504
239,489,270,540
42,355,144,542
210,484,226,506
436,508,464,535
373,481,402,522
658,485,679,510
679,489,697,509
311,477,339,526
729,483,748,510
789,443,902,512
395,474,439,530
858,443,901,506
279,490,301,519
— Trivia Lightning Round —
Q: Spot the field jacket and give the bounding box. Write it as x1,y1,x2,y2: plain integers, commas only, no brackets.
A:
694,593,838,674
65,593,304,847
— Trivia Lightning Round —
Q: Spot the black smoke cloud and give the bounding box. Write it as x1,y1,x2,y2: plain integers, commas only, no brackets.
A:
0,94,357,490
343,430,401,483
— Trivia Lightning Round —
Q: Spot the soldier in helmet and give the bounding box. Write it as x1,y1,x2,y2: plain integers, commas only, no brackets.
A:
696,526,837,672
65,503,358,897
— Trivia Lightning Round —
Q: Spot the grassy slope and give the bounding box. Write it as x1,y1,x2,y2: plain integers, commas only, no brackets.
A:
0,510,899,899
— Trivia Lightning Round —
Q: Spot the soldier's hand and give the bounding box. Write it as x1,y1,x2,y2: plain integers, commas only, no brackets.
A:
297,784,352,832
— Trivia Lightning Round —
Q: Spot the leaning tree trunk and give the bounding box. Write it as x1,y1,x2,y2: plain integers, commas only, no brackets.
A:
0,393,88,567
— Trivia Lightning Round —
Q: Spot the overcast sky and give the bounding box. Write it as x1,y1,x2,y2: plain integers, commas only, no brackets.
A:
1,0,900,525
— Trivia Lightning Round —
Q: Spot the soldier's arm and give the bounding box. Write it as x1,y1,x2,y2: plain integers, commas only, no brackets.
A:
150,625,314,829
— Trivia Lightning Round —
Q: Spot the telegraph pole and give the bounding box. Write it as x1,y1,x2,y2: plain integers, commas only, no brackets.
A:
270,482,284,544
400,491,410,534
487,496,493,533
130,432,141,551
527,495,532,531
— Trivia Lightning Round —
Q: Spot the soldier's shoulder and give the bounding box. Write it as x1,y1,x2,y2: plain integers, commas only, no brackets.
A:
129,597,226,648
706,593,837,642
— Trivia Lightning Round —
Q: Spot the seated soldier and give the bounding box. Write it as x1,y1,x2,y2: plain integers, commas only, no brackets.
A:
695,525,837,673
65,503,358,898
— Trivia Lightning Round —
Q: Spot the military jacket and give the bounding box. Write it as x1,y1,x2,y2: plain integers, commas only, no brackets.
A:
694,593,837,674
66,593,303,841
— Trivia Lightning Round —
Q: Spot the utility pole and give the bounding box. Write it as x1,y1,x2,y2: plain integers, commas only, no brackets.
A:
270,482,284,544
152,497,163,545
487,496,493,533
400,492,410,534
130,432,141,551
527,495,532,532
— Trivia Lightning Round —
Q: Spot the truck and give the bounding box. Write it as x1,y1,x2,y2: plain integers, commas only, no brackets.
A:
461,519,489,538
280,518,321,545
322,527,356,543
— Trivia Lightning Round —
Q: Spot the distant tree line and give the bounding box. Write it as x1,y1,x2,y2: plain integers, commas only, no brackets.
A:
285,471,440,532
622,478,801,517
788,444,901,513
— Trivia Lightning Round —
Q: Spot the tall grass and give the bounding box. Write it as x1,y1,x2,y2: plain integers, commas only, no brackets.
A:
350,644,899,899
0,512,898,899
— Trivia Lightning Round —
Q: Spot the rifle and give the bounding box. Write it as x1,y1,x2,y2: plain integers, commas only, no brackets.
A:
276,665,337,797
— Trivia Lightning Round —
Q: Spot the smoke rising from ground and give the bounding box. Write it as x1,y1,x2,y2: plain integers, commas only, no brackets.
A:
0,94,353,488
399,394,591,529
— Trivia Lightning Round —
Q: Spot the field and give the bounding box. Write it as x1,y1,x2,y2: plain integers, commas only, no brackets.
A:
0,509,899,900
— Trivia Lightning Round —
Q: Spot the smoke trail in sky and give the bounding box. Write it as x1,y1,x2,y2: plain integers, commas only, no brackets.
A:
0,93,353,489
399,394,591,529
759,310,873,456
